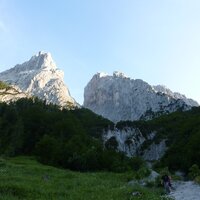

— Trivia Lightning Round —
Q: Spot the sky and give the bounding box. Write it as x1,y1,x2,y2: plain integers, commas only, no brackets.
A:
0,0,200,105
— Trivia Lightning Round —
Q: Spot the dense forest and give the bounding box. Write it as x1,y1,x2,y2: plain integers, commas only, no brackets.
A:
0,93,200,173
0,98,145,172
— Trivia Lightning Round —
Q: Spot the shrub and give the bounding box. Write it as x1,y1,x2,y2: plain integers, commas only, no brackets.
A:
0,157,6,167
194,176,200,184
129,156,145,171
105,136,118,150
145,180,155,188
188,164,200,180
135,167,151,180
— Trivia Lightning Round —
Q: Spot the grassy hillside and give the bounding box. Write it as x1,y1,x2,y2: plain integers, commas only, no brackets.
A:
0,156,170,200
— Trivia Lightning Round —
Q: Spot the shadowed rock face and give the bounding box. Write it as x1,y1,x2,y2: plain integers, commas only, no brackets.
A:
142,140,167,161
0,51,78,108
103,127,146,157
103,127,167,160
84,72,199,122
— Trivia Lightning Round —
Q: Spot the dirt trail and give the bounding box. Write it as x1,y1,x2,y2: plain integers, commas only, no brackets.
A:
168,181,200,200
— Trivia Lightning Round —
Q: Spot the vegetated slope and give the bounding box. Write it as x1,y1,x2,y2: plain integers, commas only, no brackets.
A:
116,106,200,172
0,156,166,200
0,98,142,172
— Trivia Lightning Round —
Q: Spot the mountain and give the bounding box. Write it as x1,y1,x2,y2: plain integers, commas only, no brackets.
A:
84,71,199,122
0,51,78,108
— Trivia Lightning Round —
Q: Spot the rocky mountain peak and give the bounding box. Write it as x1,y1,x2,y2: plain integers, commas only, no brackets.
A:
113,71,128,78
0,52,78,108
29,51,56,70
84,72,199,122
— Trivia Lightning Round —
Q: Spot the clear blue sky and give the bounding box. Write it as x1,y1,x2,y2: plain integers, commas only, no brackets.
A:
0,0,200,105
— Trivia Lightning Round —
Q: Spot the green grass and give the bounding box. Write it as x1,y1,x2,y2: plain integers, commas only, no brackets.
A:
0,156,170,200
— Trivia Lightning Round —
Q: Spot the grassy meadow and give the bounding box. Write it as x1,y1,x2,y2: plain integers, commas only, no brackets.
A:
0,156,170,200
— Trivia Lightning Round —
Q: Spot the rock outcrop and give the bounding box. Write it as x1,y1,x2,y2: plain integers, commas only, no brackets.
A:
0,82,28,103
142,140,167,161
103,127,146,157
84,72,199,122
0,51,78,108
103,127,166,160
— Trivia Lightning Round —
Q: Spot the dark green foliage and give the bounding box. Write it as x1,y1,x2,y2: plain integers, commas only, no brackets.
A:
188,164,200,180
71,108,114,138
129,156,145,171
155,108,200,172
116,106,200,172
135,167,151,180
1,96,199,173
105,136,118,150
0,98,136,172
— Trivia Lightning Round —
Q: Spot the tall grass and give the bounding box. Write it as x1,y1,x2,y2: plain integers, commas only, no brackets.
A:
0,157,170,200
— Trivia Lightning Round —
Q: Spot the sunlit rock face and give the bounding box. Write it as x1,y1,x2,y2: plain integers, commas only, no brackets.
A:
0,51,78,108
84,72,199,122
0,85,28,103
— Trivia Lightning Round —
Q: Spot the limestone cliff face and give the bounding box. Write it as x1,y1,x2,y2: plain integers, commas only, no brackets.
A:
84,72,199,122
103,127,167,161
0,51,78,108
142,140,167,161
103,127,145,157
0,84,28,103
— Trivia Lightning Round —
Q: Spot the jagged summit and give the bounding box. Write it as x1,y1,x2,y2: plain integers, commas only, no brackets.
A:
95,71,129,79
84,72,199,122
0,51,78,108
28,51,57,70
3,51,57,74
113,71,129,78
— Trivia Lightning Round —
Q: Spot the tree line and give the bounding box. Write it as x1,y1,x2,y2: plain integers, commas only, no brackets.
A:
0,98,144,172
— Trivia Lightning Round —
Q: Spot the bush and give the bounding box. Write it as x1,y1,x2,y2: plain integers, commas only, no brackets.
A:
129,156,145,171
194,176,200,184
188,164,200,180
105,136,118,150
145,181,155,188
135,167,151,180
0,158,6,167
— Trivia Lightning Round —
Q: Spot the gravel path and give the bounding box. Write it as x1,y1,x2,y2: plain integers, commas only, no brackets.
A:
168,181,200,200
